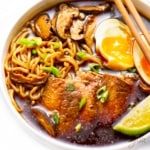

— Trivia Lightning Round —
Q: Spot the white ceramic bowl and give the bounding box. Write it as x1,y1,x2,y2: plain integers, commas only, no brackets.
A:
0,0,150,150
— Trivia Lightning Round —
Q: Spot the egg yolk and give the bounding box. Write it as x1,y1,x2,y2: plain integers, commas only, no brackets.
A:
102,36,133,65
141,56,150,76
102,36,132,61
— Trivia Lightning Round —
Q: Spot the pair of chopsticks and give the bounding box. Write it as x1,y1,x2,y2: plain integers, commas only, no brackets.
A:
113,0,150,63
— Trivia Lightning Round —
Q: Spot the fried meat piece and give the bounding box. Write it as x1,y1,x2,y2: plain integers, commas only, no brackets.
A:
97,75,132,125
32,72,133,137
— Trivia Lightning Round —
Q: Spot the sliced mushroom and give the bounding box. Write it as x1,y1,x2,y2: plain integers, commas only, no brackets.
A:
51,13,58,33
84,15,96,48
79,12,86,20
78,3,110,14
70,19,85,40
31,105,55,136
34,13,52,40
59,3,68,10
56,4,80,39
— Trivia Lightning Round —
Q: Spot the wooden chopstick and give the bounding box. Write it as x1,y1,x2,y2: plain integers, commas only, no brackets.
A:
114,0,150,64
124,0,150,45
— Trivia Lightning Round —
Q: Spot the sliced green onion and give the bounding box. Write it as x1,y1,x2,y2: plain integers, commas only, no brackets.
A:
43,66,60,77
75,123,82,132
89,63,101,73
18,37,42,47
31,49,38,55
52,112,60,125
96,86,109,103
127,67,137,73
79,97,87,110
40,53,48,59
77,51,87,59
53,42,60,49
66,83,75,92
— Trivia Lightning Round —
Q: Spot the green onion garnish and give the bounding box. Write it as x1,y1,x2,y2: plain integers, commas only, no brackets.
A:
43,66,60,77
79,97,87,110
53,42,60,49
77,51,87,59
66,83,75,92
40,53,48,59
52,112,60,125
127,67,137,73
89,63,101,73
75,123,82,132
31,49,38,55
96,86,109,103
18,37,42,47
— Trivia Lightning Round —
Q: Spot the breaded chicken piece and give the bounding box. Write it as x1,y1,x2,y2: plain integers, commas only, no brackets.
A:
35,77,83,136
97,75,132,125
32,72,133,137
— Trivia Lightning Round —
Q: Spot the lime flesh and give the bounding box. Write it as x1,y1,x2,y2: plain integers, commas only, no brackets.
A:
113,95,150,136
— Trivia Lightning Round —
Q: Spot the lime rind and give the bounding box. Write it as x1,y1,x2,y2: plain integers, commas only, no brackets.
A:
113,124,150,137
113,95,150,136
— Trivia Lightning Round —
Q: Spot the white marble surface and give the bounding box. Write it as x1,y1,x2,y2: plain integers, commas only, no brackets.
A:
0,0,150,150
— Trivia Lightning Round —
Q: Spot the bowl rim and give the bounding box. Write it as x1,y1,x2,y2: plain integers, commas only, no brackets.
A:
0,0,150,150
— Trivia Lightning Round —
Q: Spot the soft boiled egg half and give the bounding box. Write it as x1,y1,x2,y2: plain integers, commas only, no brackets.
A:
133,35,150,85
95,19,134,71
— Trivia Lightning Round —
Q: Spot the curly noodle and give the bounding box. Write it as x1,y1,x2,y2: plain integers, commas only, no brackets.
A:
5,25,101,112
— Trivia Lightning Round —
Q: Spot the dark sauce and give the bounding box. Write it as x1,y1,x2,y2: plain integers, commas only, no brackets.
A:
59,121,134,146
14,1,149,146
16,79,148,146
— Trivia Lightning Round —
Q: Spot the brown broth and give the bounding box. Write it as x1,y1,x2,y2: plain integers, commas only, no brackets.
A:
13,1,149,146
17,80,147,146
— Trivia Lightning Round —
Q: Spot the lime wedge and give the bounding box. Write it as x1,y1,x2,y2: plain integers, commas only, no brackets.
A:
113,95,150,136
